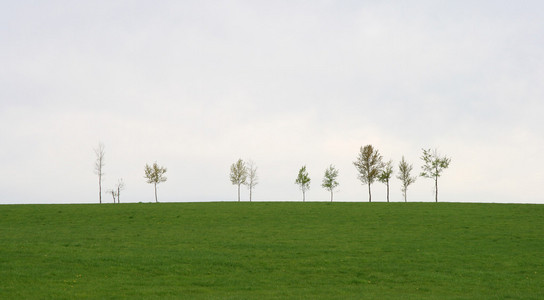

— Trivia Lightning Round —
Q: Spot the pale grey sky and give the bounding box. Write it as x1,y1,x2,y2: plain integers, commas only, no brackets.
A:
1,1,543,204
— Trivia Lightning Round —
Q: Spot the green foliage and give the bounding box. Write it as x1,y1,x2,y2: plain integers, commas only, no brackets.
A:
397,156,417,202
378,160,393,184
295,166,311,201
420,148,451,179
420,148,451,202
353,145,383,185
144,162,167,185
230,159,248,201
353,145,383,201
144,162,167,202
322,165,339,202
229,159,247,186
295,165,311,191
1,203,543,299
321,165,339,192
378,160,394,202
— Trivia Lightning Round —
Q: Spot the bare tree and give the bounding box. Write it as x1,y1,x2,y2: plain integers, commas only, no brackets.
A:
378,160,394,202
295,165,311,202
353,145,383,202
420,148,451,202
244,160,258,202
321,165,339,202
107,189,118,203
230,158,247,202
94,143,105,204
144,162,167,203
397,156,416,202
116,179,125,203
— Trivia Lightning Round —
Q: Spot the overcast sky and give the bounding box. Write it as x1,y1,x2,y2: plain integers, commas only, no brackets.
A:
1,1,543,204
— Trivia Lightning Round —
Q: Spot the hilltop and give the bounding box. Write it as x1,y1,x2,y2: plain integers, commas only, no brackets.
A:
1,202,542,299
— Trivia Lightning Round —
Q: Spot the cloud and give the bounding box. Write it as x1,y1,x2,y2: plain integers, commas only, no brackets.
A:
1,1,543,204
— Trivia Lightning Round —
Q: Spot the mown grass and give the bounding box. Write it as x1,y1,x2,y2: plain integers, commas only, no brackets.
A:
0,202,542,299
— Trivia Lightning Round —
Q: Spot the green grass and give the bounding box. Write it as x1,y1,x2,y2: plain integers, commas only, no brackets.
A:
0,202,543,299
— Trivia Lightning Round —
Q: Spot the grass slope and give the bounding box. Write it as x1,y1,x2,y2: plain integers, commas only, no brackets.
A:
0,202,543,299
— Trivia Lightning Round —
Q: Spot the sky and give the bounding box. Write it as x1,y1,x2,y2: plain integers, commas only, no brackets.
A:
1,1,543,204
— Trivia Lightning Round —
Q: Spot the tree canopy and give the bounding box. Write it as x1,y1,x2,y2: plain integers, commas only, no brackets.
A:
295,166,311,201
397,156,416,202
378,160,394,202
144,162,167,203
322,165,339,202
230,158,248,201
353,145,383,202
420,149,451,202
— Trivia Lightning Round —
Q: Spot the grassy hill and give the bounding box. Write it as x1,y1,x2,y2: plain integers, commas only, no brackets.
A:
1,202,542,299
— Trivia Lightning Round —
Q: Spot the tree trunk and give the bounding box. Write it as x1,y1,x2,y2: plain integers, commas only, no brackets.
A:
368,183,372,202
435,176,438,202
249,186,252,202
386,181,390,202
237,184,240,202
331,190,333,202
154,183,158,203
98,175,102,204
404,190,407,202
303,191,305,202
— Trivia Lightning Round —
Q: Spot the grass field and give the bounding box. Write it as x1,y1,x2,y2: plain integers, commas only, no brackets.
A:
0,202,543,299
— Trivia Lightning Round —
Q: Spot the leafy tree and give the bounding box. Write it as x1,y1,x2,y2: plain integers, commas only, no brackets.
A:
353,145,383,202
245,160,258,202
295,165,311,202
144,162,167,203
230,158,247,202
397,156,416,202
420,148,451,202
321,165,339,202
94,142,105,204
378,160,394,202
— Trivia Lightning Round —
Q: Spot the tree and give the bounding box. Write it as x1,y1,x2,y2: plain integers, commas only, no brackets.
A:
295,165,311,202
107,189,118,203
353,145,383,202
321,165,339,202
378,160,393,202
244,160,258,202
420,148,451,202
107,179,124,204
230,158,247,202
94,142,105,204
144,162,167,203
116,178,125,203
397,156,416,202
